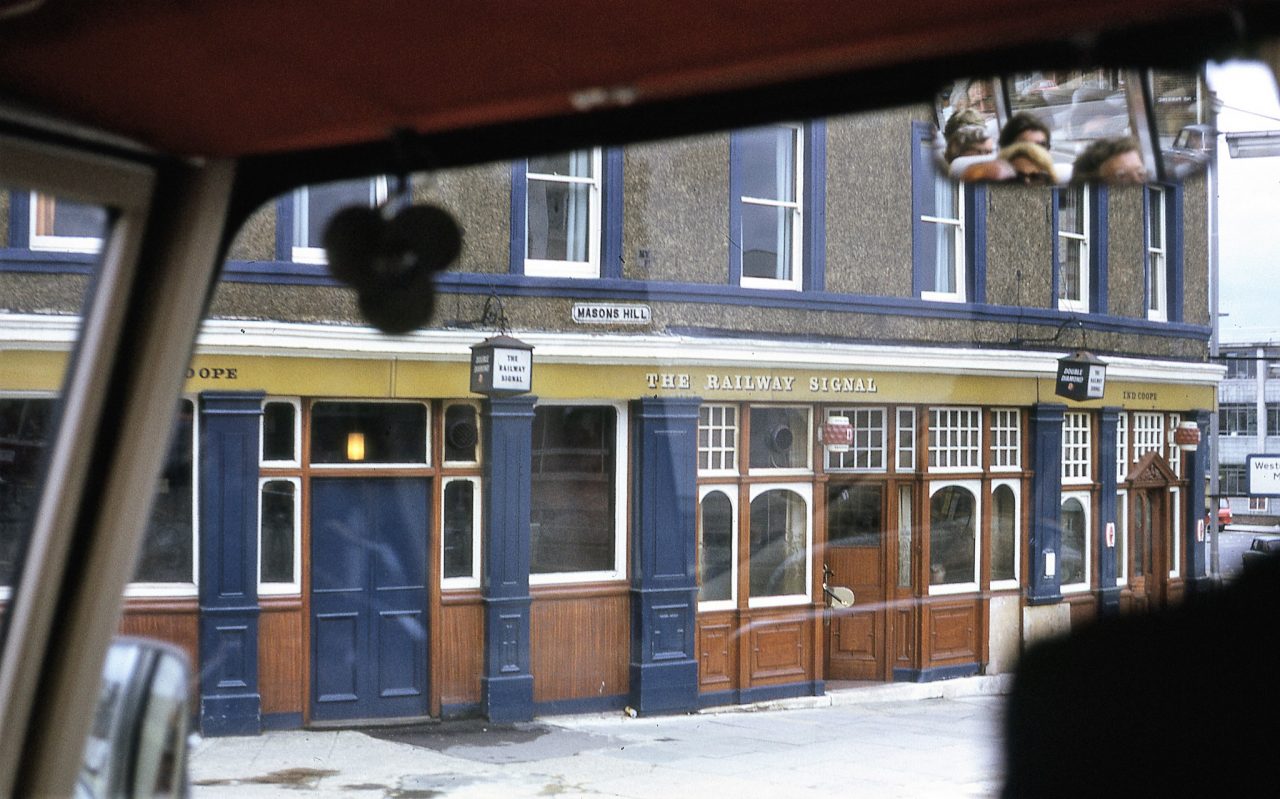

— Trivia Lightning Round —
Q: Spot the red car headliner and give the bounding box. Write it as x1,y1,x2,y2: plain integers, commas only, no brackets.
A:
0,0,1260,158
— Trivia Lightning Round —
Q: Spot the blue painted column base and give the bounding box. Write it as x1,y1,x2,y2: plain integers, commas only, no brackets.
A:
200,694,263,737
629,586,699,715
482,593,534,723
1097,586,1122,617
482,674,536,723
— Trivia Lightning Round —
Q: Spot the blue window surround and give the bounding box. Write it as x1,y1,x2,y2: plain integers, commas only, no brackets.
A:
727,122,826,291
1050,184,1108,313
1144,183,1184,323
909,121,986,303
508,149,624,279
0,191,98,274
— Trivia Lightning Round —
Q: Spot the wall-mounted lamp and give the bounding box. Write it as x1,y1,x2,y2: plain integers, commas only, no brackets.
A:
347,432,366,462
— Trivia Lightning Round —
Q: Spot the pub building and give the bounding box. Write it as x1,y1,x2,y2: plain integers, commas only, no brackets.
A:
1,90,1218,733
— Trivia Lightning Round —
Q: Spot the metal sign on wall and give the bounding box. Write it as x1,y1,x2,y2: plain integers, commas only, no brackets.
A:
1247,454,1280,497
571,302,652,325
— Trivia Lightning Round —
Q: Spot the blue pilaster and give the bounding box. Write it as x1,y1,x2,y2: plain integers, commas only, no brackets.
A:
1184,410,1212,597
481,395,536,722
1028,403,1066,605
197,391,264,736
629,398,700,714
1097,407,1121,616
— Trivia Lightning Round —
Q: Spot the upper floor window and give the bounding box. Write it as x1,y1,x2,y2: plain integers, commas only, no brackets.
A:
292,178,387,264
1220,464,1248,496
733,125,804,290
1219,403,1257,437
1056,185,1090,312
1224,355,1256,379
524,149,602,278
912,125,966,302
1146,185,1169,321
29,192,106,253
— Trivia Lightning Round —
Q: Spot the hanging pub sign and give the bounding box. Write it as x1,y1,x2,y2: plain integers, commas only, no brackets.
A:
1055,350,1107,402
470,335,534,395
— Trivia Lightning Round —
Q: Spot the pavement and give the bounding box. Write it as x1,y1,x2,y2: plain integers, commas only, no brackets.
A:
189,675,1013,799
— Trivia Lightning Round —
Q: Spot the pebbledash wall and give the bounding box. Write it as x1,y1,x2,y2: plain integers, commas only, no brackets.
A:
0,103,1219,734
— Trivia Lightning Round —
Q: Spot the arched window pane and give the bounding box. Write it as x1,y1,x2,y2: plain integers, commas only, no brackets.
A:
991,485,1017,582
930,486,976,586
749,489,808,598
699,491,734,602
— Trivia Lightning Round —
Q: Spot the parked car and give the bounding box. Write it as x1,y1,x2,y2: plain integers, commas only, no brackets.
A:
1242,534,1280,573
1220,498,1234,527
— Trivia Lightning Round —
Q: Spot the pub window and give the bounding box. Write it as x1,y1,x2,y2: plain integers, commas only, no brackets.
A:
748,406,811,473
697,487,737,608
310,401,429,465
261,398,300,466
442,477,481,587
0,396,55,592
897,484,914,588
530,404,625,581
825,407,885,472
698,404,739,475
747,484,811,606
1061,411,1092,484
991,481,1019,588
443,402,480,464
1116,413,1130,481
929,481,980,593
131,399,197,593
1115,491,1128,585
1132,412,1165,460
1060,493,1090,592
896,407,917,472
1166,413,1182,476
928,407,981,472
1169,487,1182,579
258,478,300,594
989,408,1021,471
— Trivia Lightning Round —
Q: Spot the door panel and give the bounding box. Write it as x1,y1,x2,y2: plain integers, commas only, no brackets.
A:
825,481,886,681
311,477,429,721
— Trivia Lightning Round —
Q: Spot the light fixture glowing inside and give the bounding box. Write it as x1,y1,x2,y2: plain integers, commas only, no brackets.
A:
347,432,366,462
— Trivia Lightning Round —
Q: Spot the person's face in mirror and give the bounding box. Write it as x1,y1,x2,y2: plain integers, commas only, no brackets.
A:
1099,149,1147,183
961,137,995,158
1015,129,1049,149
967,82,994,115
1009,155,1052,185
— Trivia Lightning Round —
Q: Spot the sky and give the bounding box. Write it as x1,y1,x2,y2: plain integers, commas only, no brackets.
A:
1206,60,1280,345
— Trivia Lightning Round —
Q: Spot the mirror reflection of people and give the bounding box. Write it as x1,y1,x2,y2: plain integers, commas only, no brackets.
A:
1072,136,1147,184
1001,142,1057,185
944,109,995,163
998,111,1051,150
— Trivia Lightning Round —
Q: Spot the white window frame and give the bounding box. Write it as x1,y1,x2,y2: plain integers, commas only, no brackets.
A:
307,398,431,470
257,476,302,595
1059,490,1092,594
1116,413,1130,481
260,397,302,468
1249,496,1268,512
1061,411,1092,485
698,404,739,476
27,191,104,254
442,401,482,467
697,485,739,612
1169,486,1182,579
440,476,482,590
825,407,887,473
1132,412,1164,462
919,177,966,303
0,392,56,602
990,478,1021,591
1165,413,1182,477
738,124,804,292
1056,185,1090,313
896,407,917,472
746,482,812,609
529,400,628,585
927,407,982,473
989,408,1021,472
524,148,603,279
291,177,389,264
747,404,812,477
1146,186,1168,321
927,479,982,596
127,396,199,597
1115,490,1128,586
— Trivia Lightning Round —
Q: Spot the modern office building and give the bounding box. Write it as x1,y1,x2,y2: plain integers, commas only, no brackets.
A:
1217,342,1280,524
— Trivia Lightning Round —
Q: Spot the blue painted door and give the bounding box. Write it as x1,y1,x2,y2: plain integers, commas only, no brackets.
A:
311,477,429,721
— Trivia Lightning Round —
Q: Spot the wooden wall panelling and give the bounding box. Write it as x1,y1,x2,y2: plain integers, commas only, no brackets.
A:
119,599,199,666
258,598,304,715
747,609,810,686
439,597,484,706
925,599,978,666
696,612,738,692
530,586,629,703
